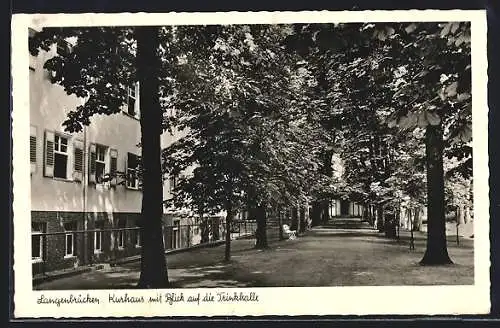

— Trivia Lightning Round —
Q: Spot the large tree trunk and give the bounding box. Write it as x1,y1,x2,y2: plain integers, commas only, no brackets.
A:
405,208,412,231
320,200,330,223
311,200,321,227
278,207,284,240
224,201,233,262
368,204,375,227
136,26,169,288
370,204,376,227
290,206,299,232
320,148,334,224
376,205,385,232
421,123,453,265
200,213,209,244
305,204,311,230
255,203,268,249
299,206,306,234
412,207,423,231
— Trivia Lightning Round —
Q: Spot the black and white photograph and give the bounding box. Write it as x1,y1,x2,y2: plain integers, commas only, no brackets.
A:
11,10,490,317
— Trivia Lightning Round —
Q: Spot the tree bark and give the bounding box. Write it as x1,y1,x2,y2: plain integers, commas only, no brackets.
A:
421,123,453,265
371,204,376,227
319,148,334,224
311,200,321,227
290,206,299,232
362,204,368,221
278,207,284,240
368,204,375,227
377,205,385,232
224,200,233,262
413,207,423,231
320,199,330,223
200,214,209,244
299,206,306,234
136,26,169,288
305,203,311,230
255,202,268,249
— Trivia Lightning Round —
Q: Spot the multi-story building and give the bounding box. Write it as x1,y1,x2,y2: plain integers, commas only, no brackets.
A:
29,29,227,276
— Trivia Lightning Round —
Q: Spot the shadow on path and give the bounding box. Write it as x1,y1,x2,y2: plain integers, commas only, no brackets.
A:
34,227,474,290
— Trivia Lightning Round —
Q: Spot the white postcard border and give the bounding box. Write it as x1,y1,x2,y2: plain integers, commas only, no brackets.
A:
11,10,490,318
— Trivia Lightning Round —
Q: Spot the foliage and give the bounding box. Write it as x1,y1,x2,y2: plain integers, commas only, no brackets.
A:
163,25,332,218
286,21,472,204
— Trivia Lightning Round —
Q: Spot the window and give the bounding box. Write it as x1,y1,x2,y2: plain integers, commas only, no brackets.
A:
127,84,137,116
123,83,140,119
44,131,80,181
89,143,112,184
64,221,77,258
53,134,68,179
95,144,107,182
132,225,141,248
117,219,126,249
109,149,118,187
126,153,140,189
110,149,118,176
171,220,180,249
30,126,37,174
32,222,46,261
94,221,104,253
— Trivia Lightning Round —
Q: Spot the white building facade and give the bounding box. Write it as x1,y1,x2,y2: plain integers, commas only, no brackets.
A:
29,29,224,275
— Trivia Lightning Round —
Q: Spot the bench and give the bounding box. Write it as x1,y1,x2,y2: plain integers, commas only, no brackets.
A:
283,224,297,240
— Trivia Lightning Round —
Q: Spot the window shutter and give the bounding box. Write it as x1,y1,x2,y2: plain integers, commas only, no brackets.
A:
110,149,118,187
88,143,96,184
43,130,55,177
30,126,37,174
73,139,84,181
124,152,128,188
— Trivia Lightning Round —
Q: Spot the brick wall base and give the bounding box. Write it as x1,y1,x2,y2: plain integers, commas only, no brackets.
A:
31,211,229,276
31,211,146,275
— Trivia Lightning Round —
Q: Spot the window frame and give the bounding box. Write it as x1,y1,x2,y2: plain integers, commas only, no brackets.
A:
126,152,140,190
133,226,142,248
31,222,46,262
117,219,126,250
53,134,69,180
172,220,180,249
124,82,140,119
64,222,77,259
127,85,136,116
94,221,104,253
95,144,107,183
